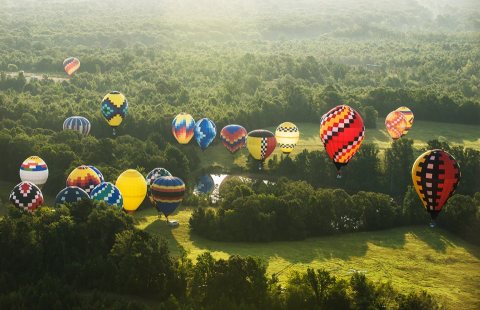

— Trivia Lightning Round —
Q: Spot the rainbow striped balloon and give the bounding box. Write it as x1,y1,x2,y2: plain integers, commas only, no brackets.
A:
150,176,185,217
172,113,195,144
63,57,80,76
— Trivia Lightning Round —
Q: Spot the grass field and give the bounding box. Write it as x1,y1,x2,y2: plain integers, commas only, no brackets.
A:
196,119,480,171
136,207,480,310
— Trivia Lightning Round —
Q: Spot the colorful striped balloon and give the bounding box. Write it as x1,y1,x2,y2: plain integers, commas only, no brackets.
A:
19,156,49,188
275,122,300,155
146,168,172,205
194,118,216,150
90,182,123,209
150,176,186,218
220,124,247,153
172,113,195,144
66,165,102,194
54,186,90,207
63,116,91,136
385,111,407,140
63,57,80,76
320,105,365,176
9,181,44,212
412,149,460,222
395,106,414,135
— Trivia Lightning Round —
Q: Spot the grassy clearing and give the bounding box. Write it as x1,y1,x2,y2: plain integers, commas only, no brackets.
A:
136,207,480,310
194,119,480,171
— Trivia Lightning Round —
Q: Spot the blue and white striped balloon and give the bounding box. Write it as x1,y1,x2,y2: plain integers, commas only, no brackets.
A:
63,116,91,136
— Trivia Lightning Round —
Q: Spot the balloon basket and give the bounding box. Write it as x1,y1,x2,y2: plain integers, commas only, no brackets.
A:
429,220,436,228
336,173,342,179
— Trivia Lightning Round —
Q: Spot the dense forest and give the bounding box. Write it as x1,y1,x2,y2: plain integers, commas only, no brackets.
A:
0,0,479,308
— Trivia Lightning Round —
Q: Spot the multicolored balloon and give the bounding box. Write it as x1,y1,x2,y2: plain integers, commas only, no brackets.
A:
90,182,123,209
66,165,102,194
19,156,49,188
194,118,216,150
385,111,407,140
412,149,461,223
246,130,277,169
88,165,105,183
172,113,195,144
63,57,80,76
101,91,128,135
9,181,44,212
275,122,300,155
54,186,90,207
195,174,215,194
146,168,172,204
63,116,91,136
220,124,247,153
320,105,365,177
395,106,414,135
115,169,147,213
150,176,185,218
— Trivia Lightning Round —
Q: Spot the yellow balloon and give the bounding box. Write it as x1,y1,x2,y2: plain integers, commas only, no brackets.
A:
275,122,300,155
115,169,147,212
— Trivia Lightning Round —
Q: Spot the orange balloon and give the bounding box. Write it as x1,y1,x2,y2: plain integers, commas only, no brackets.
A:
385,111,407,140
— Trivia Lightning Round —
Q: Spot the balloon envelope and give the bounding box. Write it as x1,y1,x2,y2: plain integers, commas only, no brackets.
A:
54,186,90,207
194,118,216,150
146,168,172,204
411,149,460,220
63,116,91,136
172,113,195,144
385,111,407,140
19,156,49,187
246,129,276,161
395,106,414,135
63,57,80,76
150,176,185,217
66,165,102,194
101,91,128,128
275,122,300,155
115,169,147,212
220,124,247,153
88,165,105,183
9,181,44,212
195,174,215,194
90,182,123,209
319,105,365,171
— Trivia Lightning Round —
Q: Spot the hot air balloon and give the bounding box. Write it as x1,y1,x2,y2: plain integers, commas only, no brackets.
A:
195,174,215,194
54,186,90,207
150,176,185,220
412,149,461,227
66,165,102,194
101,91,128,135
194,118,216,150
320,105,365,178
89,165,105,183
172,113,195,144
385,111,407,140
9,181,44,212
146,168,172,204
63,57,80,76
396,106,414,135
275,122,300,155
63,116,91,136
19,156,49,189
246,129,277,170
115,169,147,213
220,124,247,153
90,182,123,209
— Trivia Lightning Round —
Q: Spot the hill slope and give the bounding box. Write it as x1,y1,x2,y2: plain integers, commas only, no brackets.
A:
136,207,480,310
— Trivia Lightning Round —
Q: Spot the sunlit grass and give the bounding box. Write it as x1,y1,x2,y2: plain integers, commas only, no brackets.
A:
136,207,480,310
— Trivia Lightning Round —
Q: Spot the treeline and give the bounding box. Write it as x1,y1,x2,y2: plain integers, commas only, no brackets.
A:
0,200,441,309
267,139,480,197
190,178,480,245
